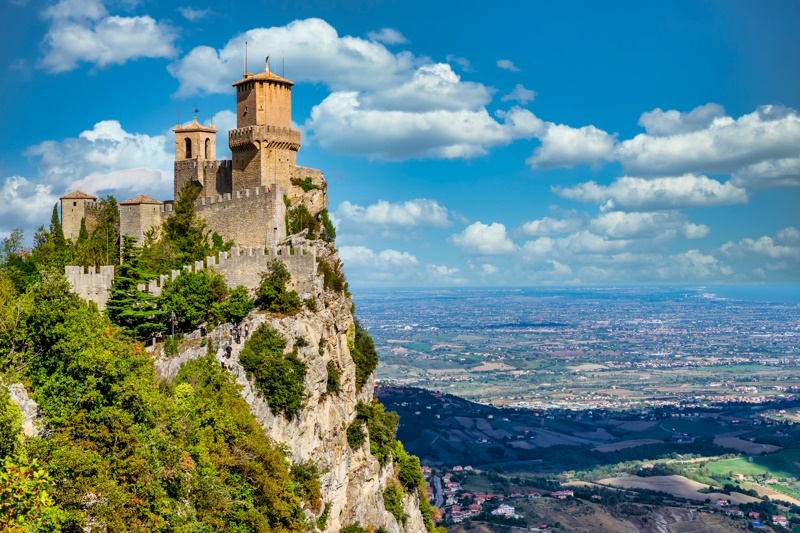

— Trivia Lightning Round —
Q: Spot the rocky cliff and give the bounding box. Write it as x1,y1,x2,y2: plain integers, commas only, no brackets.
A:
155,241,429,533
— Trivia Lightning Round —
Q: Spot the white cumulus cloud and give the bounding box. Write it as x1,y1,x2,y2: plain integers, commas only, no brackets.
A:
553,174,748,211
169,18,543,160
450,222,518,255
638,103,726,137
527,123,617,169
25,119,174,200
178,7,210,21
337,199,450,228
40,0,177,73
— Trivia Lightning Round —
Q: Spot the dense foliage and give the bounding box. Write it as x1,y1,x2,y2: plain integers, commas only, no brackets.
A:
350,321,379,391
287,204,320,239
256,259,301,314
160,269,234,333
239,324,307,419
290,460,322,513
348,401,399,465
383,483,407,524
0,264,307,531
138,183,232,275
105,236,165,340
0,458,68,531
72,197,120,268
319,259,347,293
326,360,341,393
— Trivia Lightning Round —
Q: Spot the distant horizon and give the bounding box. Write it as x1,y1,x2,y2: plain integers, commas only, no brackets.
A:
351,284,800,304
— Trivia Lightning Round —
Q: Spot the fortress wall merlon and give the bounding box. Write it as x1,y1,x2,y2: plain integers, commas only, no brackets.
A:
66,265,114,310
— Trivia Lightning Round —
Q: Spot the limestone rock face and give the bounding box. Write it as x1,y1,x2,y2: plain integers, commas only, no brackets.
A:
7,383,44,437
225,245,426,533
154,241,428,533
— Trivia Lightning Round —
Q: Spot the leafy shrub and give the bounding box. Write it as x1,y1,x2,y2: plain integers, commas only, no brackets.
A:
349,402,399,465
317,502,331,529
219,285,254,323
326,361,341,393
347,418,366,449
350,321,379,390
0,387,22,459
340,523,366,533
239,324,307,418
164,335,179,356
392,441,424,490
383,483,407,524
291,176,318,192
318,259,347,293
291,460,322,513
288,204,320,238
161,268,227,332
0,457,67,529
257,259,301,314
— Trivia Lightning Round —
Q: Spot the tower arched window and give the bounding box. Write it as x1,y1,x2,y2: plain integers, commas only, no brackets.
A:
185,138,192,158
205,138,211,159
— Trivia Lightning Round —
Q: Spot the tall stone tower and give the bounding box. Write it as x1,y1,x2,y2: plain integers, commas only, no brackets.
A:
60,190,97,242
173,117,220,199
229,59,301,193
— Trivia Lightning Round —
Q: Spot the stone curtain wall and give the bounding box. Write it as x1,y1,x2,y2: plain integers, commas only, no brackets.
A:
65,245,318,311
140,245,319,298
65,265,115,310
189,184,287,249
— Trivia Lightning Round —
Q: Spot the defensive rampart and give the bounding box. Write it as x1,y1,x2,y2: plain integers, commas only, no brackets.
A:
65,243,318,312
65,265,115,310
139,244,318,297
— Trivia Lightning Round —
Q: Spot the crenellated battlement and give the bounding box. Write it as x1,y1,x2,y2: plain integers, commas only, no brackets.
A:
65,265,115,310
66,243,320,311
134,244,319,297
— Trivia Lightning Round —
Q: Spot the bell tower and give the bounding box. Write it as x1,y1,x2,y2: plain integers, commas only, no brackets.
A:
173,116,218,199
229,58,301,193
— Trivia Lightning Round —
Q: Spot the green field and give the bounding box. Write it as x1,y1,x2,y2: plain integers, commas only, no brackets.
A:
707,449,800,479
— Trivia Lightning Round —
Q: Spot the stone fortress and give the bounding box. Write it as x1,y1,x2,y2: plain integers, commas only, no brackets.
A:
63,60,328,308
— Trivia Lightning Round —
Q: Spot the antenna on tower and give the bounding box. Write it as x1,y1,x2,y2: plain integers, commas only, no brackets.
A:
282,54,284,77
245,41,248,74
266,54,270,73
178,103,180,125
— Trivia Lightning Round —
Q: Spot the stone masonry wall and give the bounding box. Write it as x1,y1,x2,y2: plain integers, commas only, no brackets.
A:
140,244,319,298
191,184,287,249
65,265,114,310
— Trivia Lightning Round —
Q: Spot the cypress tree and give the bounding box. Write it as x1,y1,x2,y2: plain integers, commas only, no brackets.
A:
106,236,165,340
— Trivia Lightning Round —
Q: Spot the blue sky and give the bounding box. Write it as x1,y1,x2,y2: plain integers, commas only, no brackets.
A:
1,0,799,287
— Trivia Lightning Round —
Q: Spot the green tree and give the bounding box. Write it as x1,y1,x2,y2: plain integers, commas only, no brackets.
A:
161,269,227,332
320,209,336,242
291,460,322,512
239,324,307,418
163,182,210,266
32,206,69,270
256,259,301,314
350,321,379,390
218,285,254,324
288,204,320,238
105,236,165,340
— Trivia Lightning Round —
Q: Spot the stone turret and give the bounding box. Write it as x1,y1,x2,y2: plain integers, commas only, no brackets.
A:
60,190,98,242
229,59,302,194
119,194,163,244
173,117,221,199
